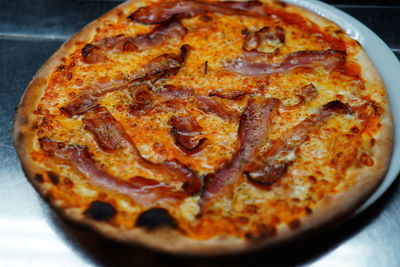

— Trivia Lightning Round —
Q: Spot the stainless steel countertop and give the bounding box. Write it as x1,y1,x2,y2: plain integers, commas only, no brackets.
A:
0,1,399,266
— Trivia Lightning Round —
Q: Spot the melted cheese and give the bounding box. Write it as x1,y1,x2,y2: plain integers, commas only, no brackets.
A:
33,0,386,240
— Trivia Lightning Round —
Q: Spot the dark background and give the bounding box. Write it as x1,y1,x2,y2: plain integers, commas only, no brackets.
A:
0,0,399,266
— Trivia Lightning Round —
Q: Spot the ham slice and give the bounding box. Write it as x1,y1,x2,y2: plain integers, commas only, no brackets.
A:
225,49,346,76
129,0,265,24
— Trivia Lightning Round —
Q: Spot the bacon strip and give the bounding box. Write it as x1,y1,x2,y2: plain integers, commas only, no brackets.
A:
82,107,132,152
80,106,201,194
280,83,317,111
82,44,107,64
39,138,187,206
82,18,187,63
209,90,251,100
245,100,352,185
129,0,265,24
62,46,190,116
225,50,346,76
243,26,285,54
195,96,240,121
169,115,207,154
129,84,154,116
201,98,280,208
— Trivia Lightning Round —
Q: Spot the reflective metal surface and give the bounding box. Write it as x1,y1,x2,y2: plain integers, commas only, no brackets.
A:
0,1,399,266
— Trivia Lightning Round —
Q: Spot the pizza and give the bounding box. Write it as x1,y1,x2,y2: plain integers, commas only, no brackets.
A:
13,0,392,254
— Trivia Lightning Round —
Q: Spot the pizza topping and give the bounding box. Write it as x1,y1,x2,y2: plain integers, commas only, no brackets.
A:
129,0,265,24
225,49,346,76
280,83,317,111
169,115,207,154
137,44,190,83
209,90,251,100
84,200,116,221
243,26,285,54
80,107,201,194
84,18,187,58
63,46,189,116
83,106,131,152
162,160,201,195
61,83,126,116
195,96,240,121
129,84,154,115
245,100,352,185
81,44,107,64
157,84,194,98
135,208,178,229
39,138,189,205
201,98,280,208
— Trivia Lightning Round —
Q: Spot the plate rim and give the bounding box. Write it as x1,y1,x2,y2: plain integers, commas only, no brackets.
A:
285,0,400,214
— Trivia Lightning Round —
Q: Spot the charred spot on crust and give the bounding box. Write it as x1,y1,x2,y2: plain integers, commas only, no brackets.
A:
17,132,24,143
19,116,29,126
245,224,276,242
288,219,301,230
85,201,116,221
47,172,59,185
34,174,44,183
305,207,313,215
135,208,177,230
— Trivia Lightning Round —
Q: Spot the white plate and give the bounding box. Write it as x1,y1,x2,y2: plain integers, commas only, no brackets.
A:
285,0,400,213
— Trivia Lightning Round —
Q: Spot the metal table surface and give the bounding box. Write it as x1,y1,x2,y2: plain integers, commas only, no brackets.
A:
0,0,399,266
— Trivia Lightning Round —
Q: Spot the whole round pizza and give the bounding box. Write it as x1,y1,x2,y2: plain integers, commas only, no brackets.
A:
13,0,392,254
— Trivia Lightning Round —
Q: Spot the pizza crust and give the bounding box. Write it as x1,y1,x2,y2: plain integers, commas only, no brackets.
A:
13,0,393,255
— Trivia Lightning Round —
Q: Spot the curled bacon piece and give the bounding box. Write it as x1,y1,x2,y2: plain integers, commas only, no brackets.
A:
163,160,201,195
129,0,265,24
243,26,285,54
195,96,240,121
39,138,187,206
201,98,280,208
245,100,352,185
280,83,317,111
169,115,207,154
83,18,187,62
140,44,191,83
82,107,131,152
82,44,107,64
130,18,187,50
225,49,346,76
129,84,154,115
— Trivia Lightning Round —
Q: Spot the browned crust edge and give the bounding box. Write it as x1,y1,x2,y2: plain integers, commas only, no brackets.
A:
13,0,393,255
